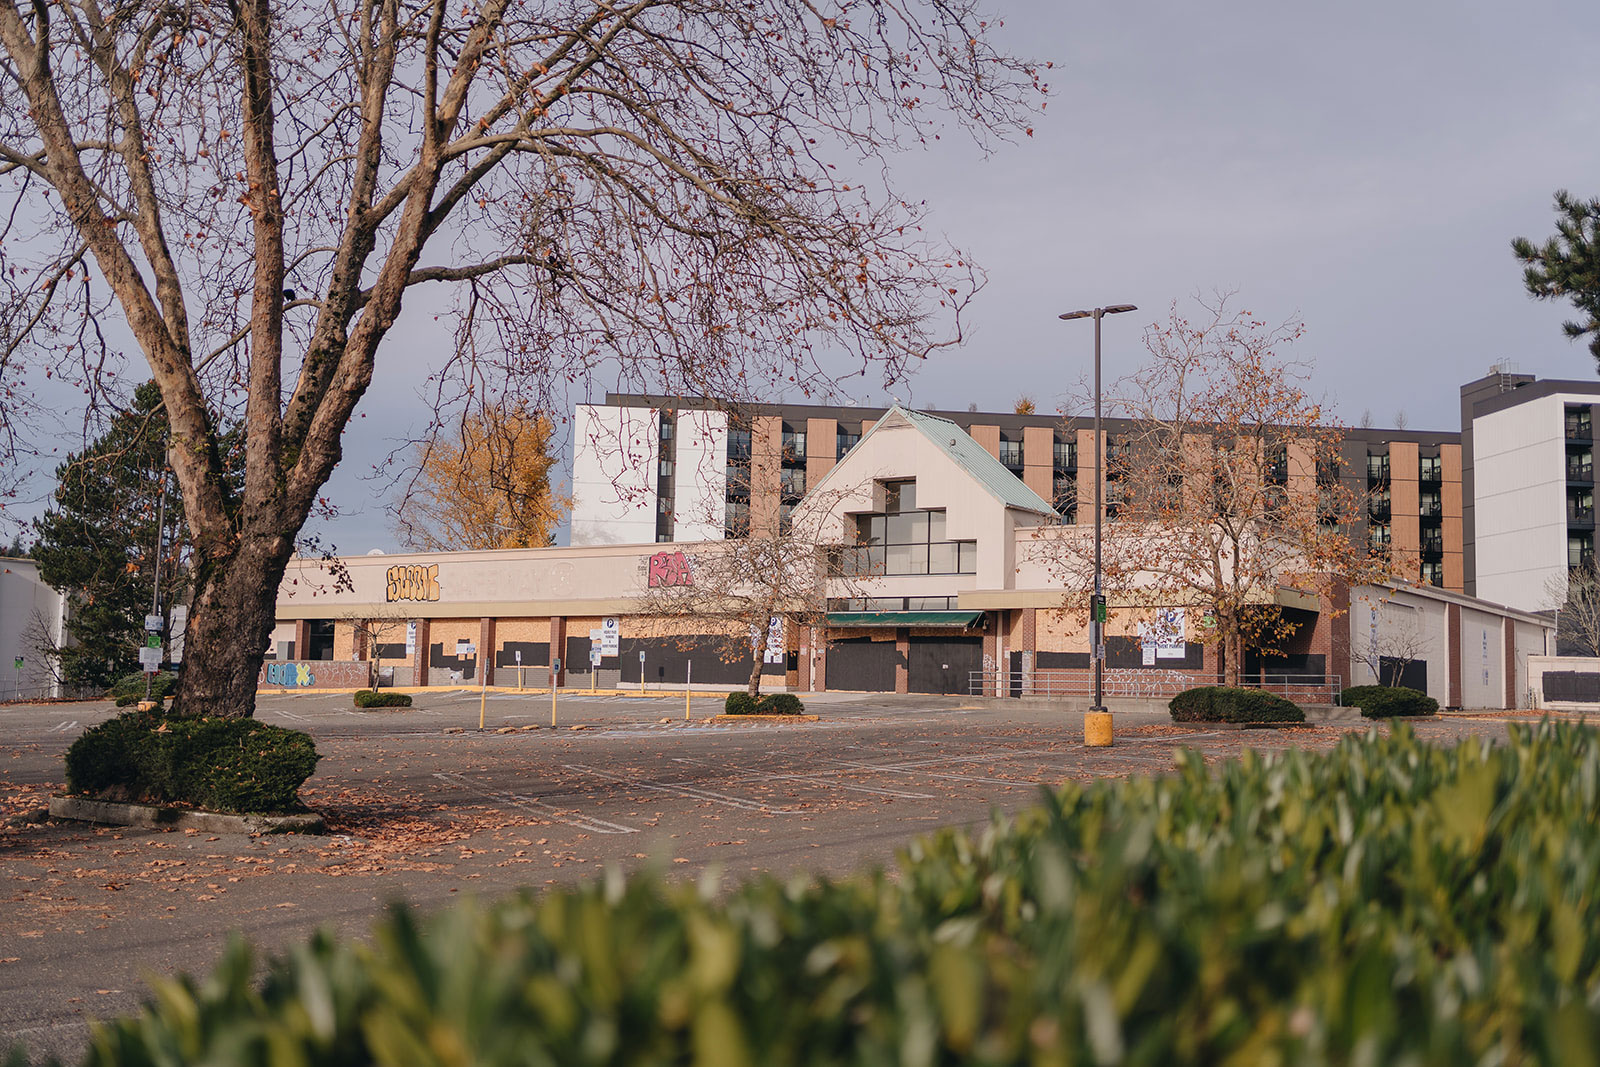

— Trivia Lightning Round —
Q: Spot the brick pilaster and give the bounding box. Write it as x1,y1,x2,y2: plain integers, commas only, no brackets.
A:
410,617,430,687
479,617,496,686
1504,620,1517,710
293,619,310,663
895,628,909,694
550,616,567,686
1447,603,1462,708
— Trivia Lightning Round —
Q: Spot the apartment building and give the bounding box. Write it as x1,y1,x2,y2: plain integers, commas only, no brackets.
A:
272,403,1547,704
571,394,1467,591
1461,369,1600,611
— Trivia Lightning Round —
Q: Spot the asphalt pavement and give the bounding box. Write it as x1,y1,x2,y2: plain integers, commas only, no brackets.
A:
0,689,1526,1064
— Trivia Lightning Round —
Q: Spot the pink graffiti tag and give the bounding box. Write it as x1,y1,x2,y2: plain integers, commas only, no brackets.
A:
647,550,693,588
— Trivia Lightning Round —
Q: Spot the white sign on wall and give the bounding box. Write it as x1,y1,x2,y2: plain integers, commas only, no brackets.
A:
456,639,477,657
406,621,417,657
601,616,620,654
1138,608,1186,660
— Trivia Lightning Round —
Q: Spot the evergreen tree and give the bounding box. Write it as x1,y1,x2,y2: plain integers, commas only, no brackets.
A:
32,383,190,690
1513,190,1600,367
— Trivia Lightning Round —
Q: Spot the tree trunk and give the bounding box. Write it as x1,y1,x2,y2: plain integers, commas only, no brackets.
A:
746,652,763,700
170,534,295,718
1221,614,1244,687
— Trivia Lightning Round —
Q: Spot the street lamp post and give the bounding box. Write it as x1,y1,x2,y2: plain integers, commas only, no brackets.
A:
1058,304,1137,716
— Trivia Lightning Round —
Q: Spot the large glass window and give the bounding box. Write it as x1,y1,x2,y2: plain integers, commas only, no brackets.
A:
841,481,975,575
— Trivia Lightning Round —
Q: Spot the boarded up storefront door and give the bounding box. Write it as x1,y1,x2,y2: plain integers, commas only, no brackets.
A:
908,636,983,695
826,637,899,692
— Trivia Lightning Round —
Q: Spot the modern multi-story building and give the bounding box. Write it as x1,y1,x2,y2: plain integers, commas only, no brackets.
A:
271,402,1549,705
1461,368,1600,612
572,394,1468,591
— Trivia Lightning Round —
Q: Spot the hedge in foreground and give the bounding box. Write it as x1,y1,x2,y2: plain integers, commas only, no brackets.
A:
65,721,1600,1065
1169,684,1305,723
354,689,413,708
64,710,320,814
1340,684,1439,717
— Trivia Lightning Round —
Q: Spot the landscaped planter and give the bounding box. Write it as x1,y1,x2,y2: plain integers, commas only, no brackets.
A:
47,795,325,835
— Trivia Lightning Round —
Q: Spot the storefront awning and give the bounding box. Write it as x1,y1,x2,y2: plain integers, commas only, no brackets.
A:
825,611,986,629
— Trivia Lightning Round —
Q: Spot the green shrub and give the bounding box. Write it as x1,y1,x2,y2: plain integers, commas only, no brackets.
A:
724,691,758,715
354,689,413,708
1341,684,1439,717
64,710,319,813
1169,685,1305,723
755,692,805,715
109,670,176,706
63,721,1600,1065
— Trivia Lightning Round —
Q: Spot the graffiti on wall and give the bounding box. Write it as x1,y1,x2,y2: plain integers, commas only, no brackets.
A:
387,564,440,602
647,550,693,588
265,663,316,687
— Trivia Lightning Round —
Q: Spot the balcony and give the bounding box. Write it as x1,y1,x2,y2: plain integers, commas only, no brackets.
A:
1418,460,1443,484
780,468,806,499
1419,497,1443,520
1053,443,1076,470
1570,459,1595,484
1567,415,1593,442
1368,498,1391,521
998,440,1024,471
1571,504,1596,528
1366,456,1390,483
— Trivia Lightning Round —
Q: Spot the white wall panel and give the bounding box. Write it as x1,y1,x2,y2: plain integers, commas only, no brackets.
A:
569,404,659,546
1474,393,1577,610
671,408,728,541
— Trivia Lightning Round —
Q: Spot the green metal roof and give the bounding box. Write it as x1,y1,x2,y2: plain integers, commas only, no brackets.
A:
891,406,1060,517
825,610,986,629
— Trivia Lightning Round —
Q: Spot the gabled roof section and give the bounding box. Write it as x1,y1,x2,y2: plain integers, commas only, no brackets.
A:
827,403,1060,518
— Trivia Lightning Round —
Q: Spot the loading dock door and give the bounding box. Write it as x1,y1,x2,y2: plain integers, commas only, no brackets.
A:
826,637,899,692
909,636,983,695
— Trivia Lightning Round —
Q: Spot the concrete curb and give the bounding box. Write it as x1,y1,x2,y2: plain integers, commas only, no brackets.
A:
708,713,821,723
47,795,326,835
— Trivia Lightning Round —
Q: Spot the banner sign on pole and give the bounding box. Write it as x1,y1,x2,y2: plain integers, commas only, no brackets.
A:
138,647,162,670
144,614,162,632
406,621,417,656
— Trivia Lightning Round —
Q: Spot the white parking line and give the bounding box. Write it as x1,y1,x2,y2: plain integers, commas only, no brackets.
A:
432,772,638,834
760,773,935,799
563,763,806,814
49,721,78,733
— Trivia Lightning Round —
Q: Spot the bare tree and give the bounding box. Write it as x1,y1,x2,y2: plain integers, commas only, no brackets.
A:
340,610,409,689
635,479,870,698
1029,294,1397,685
0,0,1043,717
1545,562,1600,657
1353,602,1431,686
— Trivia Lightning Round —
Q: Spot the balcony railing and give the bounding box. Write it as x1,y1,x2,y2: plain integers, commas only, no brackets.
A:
1419,498,1443,518
1366,458,1390,482
1571,461,1595,483
1568,420,1594,441
1571,505,1596,526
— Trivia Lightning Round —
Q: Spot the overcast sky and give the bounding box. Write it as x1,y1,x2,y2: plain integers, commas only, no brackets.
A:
16,0,1600,554
340,0,1600,550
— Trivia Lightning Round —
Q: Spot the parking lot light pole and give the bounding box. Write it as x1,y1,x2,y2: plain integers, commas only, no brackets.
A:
1058,304,1137,719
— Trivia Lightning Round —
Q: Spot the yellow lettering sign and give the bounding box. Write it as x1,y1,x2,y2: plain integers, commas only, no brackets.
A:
386,564,440,602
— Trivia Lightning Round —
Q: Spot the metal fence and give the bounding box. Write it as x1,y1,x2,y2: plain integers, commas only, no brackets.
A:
969,668,1341,705
0,681,101,704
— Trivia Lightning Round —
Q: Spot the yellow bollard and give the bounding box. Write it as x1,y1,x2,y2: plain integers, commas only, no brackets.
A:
552,671,558,727
1084,710,1113,747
